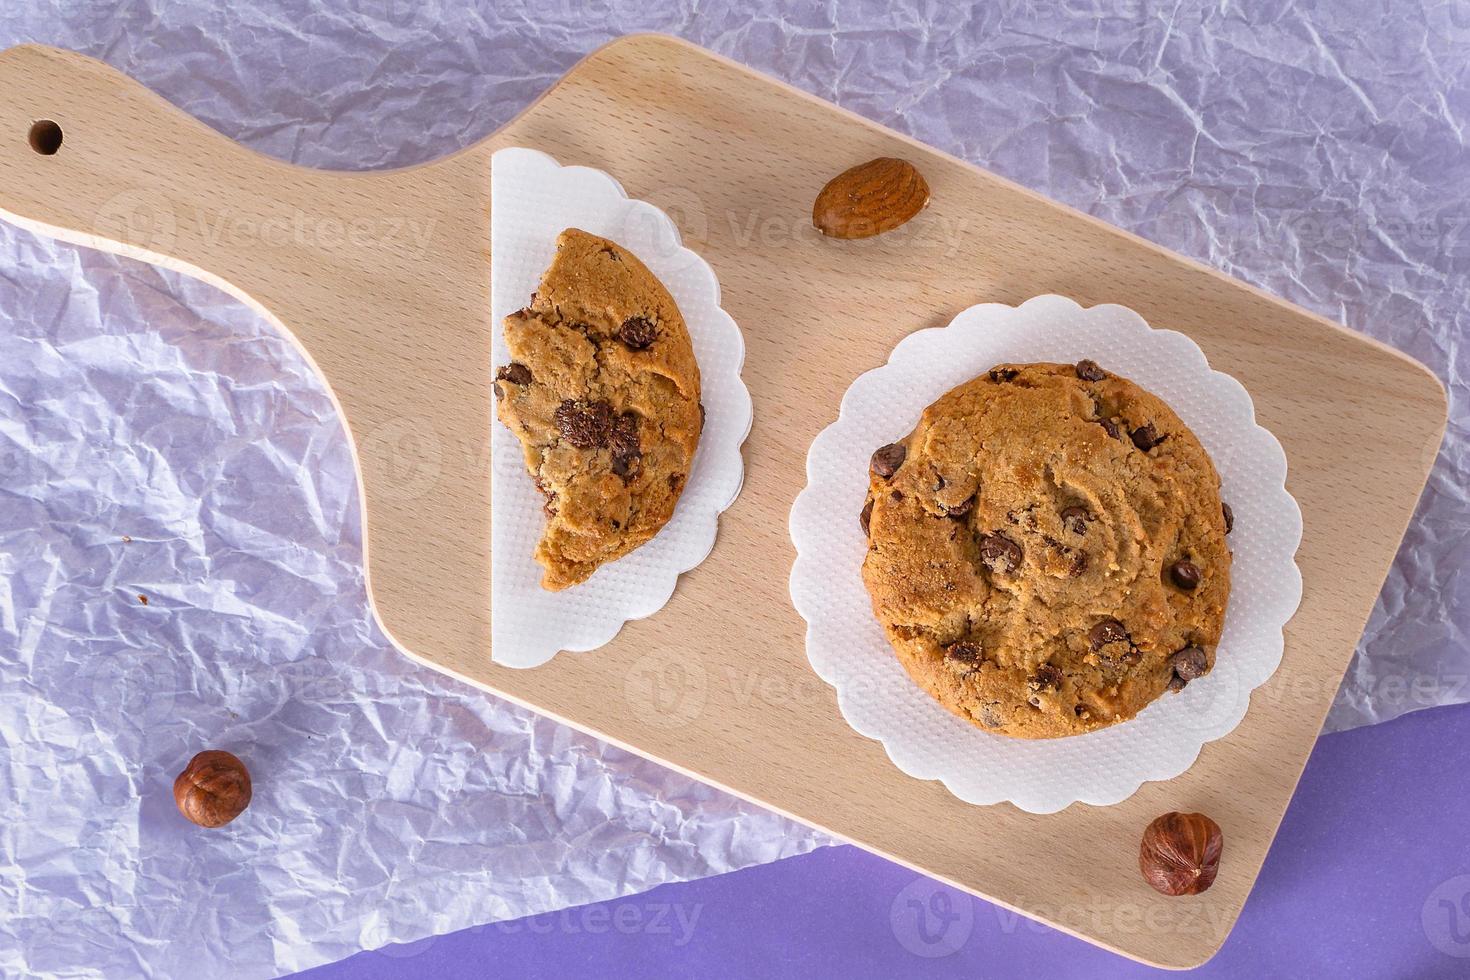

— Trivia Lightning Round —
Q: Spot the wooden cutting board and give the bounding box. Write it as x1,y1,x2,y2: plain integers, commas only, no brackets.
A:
0,36,1446,968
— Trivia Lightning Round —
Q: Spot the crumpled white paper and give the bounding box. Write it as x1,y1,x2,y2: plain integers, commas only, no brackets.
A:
0,230,821,980
0,3,1465,977
490,149,751,667
790,297,1303,812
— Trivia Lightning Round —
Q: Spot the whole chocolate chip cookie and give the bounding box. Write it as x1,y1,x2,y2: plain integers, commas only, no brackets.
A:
860,361,1231,739
495,228,702,590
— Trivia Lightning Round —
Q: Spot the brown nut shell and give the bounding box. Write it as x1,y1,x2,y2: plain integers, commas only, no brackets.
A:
174,750,252,828
813,157,930,239
1139,811,1222,896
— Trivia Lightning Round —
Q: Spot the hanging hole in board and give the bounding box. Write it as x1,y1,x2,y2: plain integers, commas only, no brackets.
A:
29,119,63,155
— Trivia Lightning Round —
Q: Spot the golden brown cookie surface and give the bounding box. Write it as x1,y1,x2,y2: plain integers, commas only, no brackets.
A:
495,229,702,590
860,361,1231,739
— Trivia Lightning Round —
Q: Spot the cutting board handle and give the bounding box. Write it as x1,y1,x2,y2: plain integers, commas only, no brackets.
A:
0,43,495,664
0,43,348,302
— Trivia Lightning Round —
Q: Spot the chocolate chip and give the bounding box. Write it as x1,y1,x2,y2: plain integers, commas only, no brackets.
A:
1088,618,1129,650
609,412,642,479
1099,417,1121,440
978,533,1023,574
870,443,907,479
860,498,874,535
1167,675,1186,692
1069,551,1090,576
1029,664,1063,692
555,399,613,449
944,640,983,664
941,495,975,518
890,489,903,502
1130,422,1165,451
668,473,685,493
610,412,638,446
1075,359,1106,382
989,366,1019,383
496,362,533,386
1169,646,1209,686
1170,560,1202,591
617,315,657,350
1061,506,1090,535
1222,502,1235,534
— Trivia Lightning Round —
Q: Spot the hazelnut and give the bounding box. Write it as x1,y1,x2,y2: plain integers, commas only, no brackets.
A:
1139,811,1222,896
174,750,252,828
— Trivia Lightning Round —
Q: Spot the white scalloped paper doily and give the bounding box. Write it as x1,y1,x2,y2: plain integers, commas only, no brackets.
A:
789,296,1303,813
491,148,751,667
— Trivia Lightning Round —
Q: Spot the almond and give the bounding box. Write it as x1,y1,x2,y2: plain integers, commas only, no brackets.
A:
812,157,930,239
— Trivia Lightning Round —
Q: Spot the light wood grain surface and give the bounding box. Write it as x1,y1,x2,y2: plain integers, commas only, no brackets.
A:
0,36,1446,968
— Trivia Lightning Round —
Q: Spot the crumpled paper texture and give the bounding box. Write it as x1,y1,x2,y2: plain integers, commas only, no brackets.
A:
0,2,1464,976
0,231,820,980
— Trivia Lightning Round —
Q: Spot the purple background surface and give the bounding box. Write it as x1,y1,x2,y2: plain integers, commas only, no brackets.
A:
302,701,1470,978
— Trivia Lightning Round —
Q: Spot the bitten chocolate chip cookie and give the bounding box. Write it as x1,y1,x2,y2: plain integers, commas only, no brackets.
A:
495,228,702,590
860,361,1232,739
